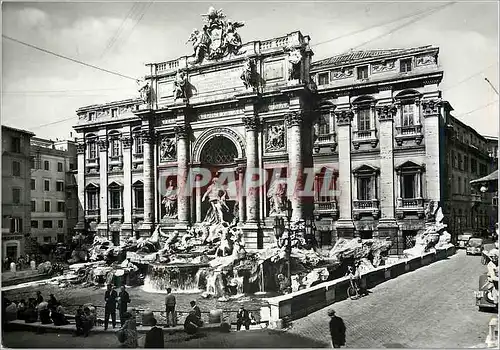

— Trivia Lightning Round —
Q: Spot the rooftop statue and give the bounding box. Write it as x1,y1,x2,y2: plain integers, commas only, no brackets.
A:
187,7,245,64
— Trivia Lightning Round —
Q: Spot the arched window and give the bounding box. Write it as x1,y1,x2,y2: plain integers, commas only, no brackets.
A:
200,136,238,165
86,134,98,160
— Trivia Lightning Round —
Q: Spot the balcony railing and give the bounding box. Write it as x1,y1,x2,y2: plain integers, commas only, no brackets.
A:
133,153,144,160
314,132,338,153
397,198,424,208
109,155,123,163
352,129,378,149
471,194,482,203
313,200,339,220
132,208,144,215
353,199,379,209
85,209,99,216
353,129,376,139
108,208,124,216
86,158,99,165
396,124,422,136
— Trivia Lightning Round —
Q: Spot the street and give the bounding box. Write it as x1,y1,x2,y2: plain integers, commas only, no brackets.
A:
2,250,495,348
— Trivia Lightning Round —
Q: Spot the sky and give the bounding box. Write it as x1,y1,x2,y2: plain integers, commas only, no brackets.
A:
2,1,499,140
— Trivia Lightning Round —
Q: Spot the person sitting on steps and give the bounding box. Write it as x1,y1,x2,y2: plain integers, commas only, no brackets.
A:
236,306,251,331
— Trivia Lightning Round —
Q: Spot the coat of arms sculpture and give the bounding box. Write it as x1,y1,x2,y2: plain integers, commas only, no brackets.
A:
187,7,245,64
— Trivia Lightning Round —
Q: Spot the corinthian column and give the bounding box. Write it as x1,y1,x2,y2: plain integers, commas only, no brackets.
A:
175,125,190,225
286,111,305,221
141,130,155,235
75,142,86,232
335,109,355,238
97,138,109,237
243,116,259,223
121,135,133,241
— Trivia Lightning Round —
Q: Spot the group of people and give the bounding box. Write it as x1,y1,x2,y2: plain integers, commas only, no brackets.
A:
2,254,40,272
2,291,69,327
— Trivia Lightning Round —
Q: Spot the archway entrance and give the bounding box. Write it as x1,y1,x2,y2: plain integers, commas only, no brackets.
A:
197,136,239,224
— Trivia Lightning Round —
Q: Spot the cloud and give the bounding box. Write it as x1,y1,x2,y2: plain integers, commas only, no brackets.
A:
17,7,50,28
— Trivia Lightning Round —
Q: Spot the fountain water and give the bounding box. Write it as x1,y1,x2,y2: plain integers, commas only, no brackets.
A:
142,263,209,293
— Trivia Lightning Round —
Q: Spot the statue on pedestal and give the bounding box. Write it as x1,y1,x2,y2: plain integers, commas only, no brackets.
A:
138,82,152,104
240,59,257,91
173,71,188,101
287,49,302,80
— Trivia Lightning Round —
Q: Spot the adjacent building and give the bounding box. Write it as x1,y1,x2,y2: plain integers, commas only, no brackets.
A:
72,11,498,254
2,125,35,259
30,137,78,244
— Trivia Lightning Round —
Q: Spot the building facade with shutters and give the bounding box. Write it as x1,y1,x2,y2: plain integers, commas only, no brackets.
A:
1,125,35,259
73,26,495,254
30,137,78,244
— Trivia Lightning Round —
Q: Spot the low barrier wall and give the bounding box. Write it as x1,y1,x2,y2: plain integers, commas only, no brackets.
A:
266,246,456,327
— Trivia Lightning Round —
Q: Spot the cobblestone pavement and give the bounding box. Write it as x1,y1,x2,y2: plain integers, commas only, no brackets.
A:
288,250,495,348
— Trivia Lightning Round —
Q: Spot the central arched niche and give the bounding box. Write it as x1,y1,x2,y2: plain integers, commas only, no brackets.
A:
199,135,238,166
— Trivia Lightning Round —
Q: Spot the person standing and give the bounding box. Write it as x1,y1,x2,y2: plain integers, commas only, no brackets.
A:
118,286,131,326
236,306,251,331
164,288,176,327
104,284,118,330
328,309,346,348
144,317,164,348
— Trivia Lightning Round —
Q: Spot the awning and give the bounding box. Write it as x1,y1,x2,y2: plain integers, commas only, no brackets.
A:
470,170,498,185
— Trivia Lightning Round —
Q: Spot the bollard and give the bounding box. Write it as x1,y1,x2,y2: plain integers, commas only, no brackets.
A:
209,309,223,324
30,260,36,271
10,262,16,273
487,317,498,347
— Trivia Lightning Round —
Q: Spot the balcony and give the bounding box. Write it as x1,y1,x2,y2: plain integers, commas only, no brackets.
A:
132,153,144,170
108,155,123,172
395,125,423,146
85,209,100,218
132,208,144,217
352,129,378,149
353,199,380,220
313,200,339,220
108,208,124,218
471,194,483,203
395,198,425,219
313,132,337,153
85,158,99,174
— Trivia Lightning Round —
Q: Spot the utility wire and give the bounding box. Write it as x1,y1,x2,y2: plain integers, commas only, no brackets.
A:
441,62,498,93
454,100,499,118
2,34,139,82
3,87,132,94
347,2,456,52
115,1,153,49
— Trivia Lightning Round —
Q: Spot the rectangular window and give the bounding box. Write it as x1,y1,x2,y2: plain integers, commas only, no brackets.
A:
134,187,144,208
44,200,51,212
57,202,65,212
12,161,21,176
56,181,64,192
135,136,144,154
110,190,122,209
31,220,38,229
43,236,52,243
111,109,118,118
458,176,462,194
471,158,477,173
357,108,371,131
480,163,488,176
12,188,21,204
69,163,75,170
111,139,121,157
318,73,329,85
57,234,64,243
43,220,53,229
401,103,415,126
357,66,369,80
400,58,412,73
11,137,21,153
11,217,22,233
44,180,50,191
402,174,416,199
358,177,372,200
464,156,469,173
30,156,36,169
318,111,330,135
57,162,63,172
58,220,64,229
451,151,456,168
88,142,97,159
464,178,468,195
88,112,96,121
87,191,98,210
31,179,36,190
31,200,36,212
458,154,463,170
44,160,50,171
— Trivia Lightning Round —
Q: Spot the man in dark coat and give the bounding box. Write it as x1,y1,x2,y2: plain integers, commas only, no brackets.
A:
118,285,131,326
104,284,118,330
145,318,164,348
236,306,251,331
328,309,346,348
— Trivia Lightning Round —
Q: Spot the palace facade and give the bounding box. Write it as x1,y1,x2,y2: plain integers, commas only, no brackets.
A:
73,17,496,254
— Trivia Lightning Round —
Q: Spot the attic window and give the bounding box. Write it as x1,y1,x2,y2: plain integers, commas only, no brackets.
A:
400,58,412,73
318,73,329,85
111,109,118,118
88,112,96,121
357,66,368,80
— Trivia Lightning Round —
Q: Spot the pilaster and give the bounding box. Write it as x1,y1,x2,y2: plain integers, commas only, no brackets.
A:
422,98,442,203
175,124,190,227
140,129,155,235
75,142,86,232
97,137,109,236
286,110,305,221
121,134,133,240
243,112,260,223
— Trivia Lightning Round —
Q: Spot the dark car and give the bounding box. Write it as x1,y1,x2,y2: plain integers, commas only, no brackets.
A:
457,233,474,249
466,237,484,255
475,273,498,311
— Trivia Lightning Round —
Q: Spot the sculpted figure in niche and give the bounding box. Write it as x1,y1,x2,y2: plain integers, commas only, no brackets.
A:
202,177,230,225
138,82,152,104
240,59,257,91
173,71,188,100
266,124,285,151
162,180,178,219
287,49,302,80
160,137,176,161
268,173,288,216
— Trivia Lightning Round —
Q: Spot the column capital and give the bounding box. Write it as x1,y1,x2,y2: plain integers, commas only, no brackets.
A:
141,130,155,144
286,111,304,128
377,104,397,121
421,98,442,117
97,138,108,151
174,125,190,139
122,136,133,149
335,109,354,126
76,143,86,154
243,116,260,131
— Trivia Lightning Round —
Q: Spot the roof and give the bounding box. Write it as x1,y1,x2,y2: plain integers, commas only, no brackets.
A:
470,170,499,185
1,125,35,136
311,45,436,69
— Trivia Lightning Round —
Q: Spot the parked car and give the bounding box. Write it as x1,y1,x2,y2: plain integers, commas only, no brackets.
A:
457,233,474,249
475,273,498,311
466,237,484,255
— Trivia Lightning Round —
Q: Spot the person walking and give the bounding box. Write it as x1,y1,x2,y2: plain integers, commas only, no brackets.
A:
144,317,164,348
164,288,176,327
236,306,251,331
104,284,118,330
328,309,346,348
118,286,131,326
